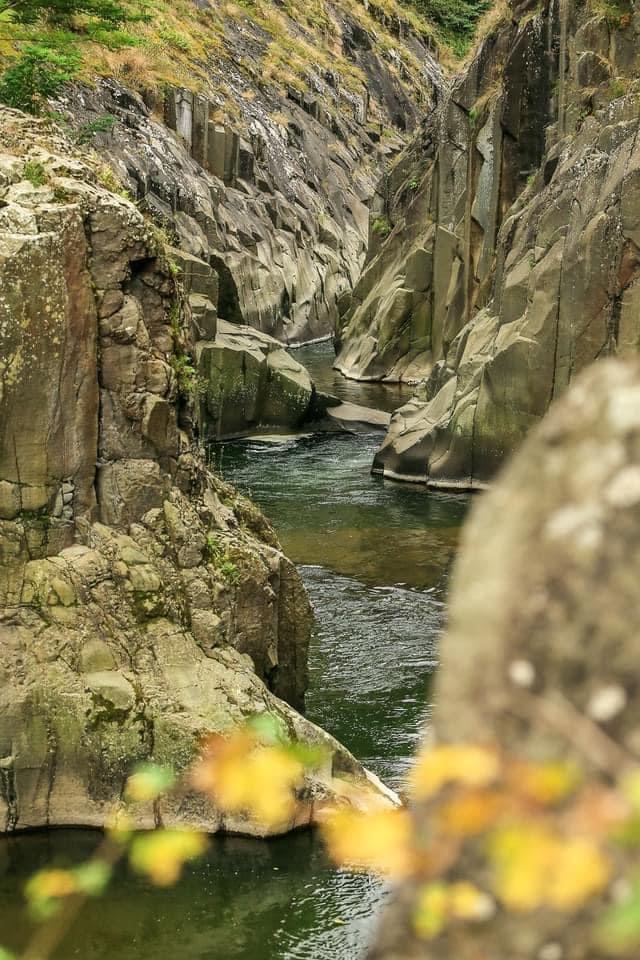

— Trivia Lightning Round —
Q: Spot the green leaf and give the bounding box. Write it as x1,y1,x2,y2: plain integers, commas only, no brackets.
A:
246,712,289,746
599,880,640,952
73,860,112,896
125,763,176,803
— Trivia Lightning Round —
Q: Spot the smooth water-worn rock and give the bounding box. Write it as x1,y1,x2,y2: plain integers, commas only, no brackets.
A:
197,321,319,438
337,0,640,487
370,358,640,959
0,111,394,834
56,3,443,347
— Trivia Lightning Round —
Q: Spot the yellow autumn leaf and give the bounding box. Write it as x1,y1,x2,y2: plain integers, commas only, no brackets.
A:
243,747,304,826
510,760,580,806
26,869,79,903
321,808,415,877
411,744,500,800
448,881,495,920
489,823,558,910
414,881,493,939
490,823,610,912
129,830,207,887
547,837,611,909
414,882,448,938
191,732,303,829
437,788,505,836
620,768,640,812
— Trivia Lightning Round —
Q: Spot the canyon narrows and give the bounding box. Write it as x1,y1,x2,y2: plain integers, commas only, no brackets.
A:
0,0,639,956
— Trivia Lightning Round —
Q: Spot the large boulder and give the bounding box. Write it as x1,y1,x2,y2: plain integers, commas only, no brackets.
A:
371,358,640,958
197,321,317,438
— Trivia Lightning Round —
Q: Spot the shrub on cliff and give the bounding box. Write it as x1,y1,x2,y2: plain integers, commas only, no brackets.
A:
0,0,149,113
411,0,490,53
0,43,79,113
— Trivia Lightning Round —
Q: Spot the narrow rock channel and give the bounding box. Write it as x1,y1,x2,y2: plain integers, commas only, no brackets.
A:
0,344,469,960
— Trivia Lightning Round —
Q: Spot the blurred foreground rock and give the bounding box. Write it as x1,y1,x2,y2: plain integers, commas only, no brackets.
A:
371,358,640,958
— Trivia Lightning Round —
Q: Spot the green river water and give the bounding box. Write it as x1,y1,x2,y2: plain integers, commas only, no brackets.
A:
0,343,469,960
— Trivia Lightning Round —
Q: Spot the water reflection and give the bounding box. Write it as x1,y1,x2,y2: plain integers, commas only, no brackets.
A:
0,831,387,960
291,341,415,414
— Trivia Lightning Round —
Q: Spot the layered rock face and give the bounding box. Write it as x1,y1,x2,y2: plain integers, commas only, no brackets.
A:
58,6,442,348
0,111,392,834
371,358,640,958
337,0,640,486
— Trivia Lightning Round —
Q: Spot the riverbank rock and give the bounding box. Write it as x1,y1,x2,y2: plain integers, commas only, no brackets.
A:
0,111,395,835
197,321,319,438
370,358,640,958
337,0,640,487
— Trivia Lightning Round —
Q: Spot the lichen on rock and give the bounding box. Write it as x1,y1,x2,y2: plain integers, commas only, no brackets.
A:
0,109,394,835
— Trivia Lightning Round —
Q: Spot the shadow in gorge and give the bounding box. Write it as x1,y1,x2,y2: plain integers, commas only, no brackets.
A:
0,831,386,960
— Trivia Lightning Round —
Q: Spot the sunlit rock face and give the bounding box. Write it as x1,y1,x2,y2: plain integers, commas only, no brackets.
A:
370,357,640,959
337,0,640,488
0,111,394,835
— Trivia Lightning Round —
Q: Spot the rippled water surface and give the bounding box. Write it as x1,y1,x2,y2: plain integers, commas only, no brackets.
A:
0,344,469,960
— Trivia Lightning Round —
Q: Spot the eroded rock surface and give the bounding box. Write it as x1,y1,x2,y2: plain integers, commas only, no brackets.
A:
57,4,443,346
337,0,640,487
370,358,640,958
197,320,323,439
0,111,393,834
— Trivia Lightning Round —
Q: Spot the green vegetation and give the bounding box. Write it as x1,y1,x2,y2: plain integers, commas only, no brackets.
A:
408,0,491,55
372,216,392,239
22,158,47,186
169,353,205,401
590,0,634,26
0,0,149,113
74,113,117,142
203,533,241,583
0,43,80,113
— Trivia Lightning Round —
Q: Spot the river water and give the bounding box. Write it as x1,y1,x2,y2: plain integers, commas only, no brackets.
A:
0,343,469,960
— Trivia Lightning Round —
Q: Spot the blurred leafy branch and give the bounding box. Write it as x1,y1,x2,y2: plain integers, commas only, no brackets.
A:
4,699,640,960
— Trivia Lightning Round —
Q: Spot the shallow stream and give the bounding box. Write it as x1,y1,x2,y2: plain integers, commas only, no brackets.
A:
0,343,469,960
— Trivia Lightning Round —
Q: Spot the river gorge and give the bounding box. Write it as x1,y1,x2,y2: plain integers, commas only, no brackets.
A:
0,344,468,959
1,0,640,954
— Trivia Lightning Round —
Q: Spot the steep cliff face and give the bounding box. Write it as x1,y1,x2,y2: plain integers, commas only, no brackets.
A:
337,0,640,486
53,1,443,348
0,110,393,834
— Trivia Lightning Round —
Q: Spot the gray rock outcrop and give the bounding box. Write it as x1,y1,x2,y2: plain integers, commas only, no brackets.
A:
0,111,394,834
56,5,443,347
337,0,640,487
197,320,321,439
370,358,640,958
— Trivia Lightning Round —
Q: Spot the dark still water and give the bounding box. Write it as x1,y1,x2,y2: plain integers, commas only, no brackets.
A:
290,340,415,414
0,345,469,960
